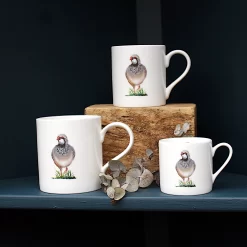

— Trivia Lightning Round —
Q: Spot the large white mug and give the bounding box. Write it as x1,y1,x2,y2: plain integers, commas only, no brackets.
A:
111,45,191,107
159,137,233,195
36,115,134,194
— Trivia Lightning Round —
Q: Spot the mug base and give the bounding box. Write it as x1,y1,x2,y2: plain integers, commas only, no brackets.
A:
39,180,101,194
160,188,212,196
39,187,101,194
113,103,166,108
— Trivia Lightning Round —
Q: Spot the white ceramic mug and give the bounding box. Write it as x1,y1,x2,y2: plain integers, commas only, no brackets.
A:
111,45,191,107
36,115,134,194
159,137,233,195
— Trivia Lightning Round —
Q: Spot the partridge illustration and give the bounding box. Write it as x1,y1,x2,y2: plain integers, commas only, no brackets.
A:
175,150,196,182
51,134,75,175
125,54,147,92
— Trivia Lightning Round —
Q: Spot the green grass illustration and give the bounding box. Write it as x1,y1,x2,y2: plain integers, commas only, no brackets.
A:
126,88,148,96
176,179,196,187
53,170,76,179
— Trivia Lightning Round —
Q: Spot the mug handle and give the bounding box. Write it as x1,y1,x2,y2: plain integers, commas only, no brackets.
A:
165,50,191,100
100,122,134,173
212,143,233,183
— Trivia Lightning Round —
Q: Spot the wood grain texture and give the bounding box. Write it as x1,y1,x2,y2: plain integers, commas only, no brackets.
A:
85,104,197,172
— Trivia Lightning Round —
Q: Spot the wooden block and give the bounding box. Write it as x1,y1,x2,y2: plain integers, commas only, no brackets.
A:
84,104,197,172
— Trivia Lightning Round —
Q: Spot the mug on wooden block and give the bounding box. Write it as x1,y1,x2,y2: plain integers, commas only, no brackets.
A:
36,115,134,194
159,137,233,195
111,45,191,107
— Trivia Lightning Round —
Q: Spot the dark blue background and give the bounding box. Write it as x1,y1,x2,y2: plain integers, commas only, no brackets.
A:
0,0,245,246
161,0,241,175
0,0,136,179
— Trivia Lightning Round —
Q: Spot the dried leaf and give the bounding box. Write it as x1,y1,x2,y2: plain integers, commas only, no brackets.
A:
121,183,128,190
153,171,160,186
99,175,107,186
102,181,109,187
153,171,158,180
109,160,127,173
112,178,120,188
101,184,108,193
146,149,154,160
112,170,120,178
114,187,126,201
182,122,190,133
126,168,142,180
142,160,151,169
99,172,106,183
106,187,115,199
99,172,113,186
117,177,126,186
174,124,184,136
120,165,127,173
174,123,181,132
105,174,113,180
125,176,139,192
125,182,138,192
99,172,113,180
99,175,106,184
109,160,121,171
99,172,105,177
174,130,184,136
156,177,160,186
139,168,154,188
132,158,144,170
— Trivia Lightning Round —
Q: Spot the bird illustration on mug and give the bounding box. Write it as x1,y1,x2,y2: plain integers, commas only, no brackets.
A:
175,150,196,187
51,134,76,179
125,54,147,96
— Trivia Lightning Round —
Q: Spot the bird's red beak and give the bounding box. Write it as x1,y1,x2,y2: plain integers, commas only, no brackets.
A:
130,56,133,61
57,136,60,141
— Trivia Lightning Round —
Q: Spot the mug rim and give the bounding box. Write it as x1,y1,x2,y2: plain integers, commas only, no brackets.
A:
111,45,165,48
36,115,101,121
159,137,213,144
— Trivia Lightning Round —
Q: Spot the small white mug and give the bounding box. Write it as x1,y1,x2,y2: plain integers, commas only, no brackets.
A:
159,137,233,195
36,115,134,194
111,45,191,107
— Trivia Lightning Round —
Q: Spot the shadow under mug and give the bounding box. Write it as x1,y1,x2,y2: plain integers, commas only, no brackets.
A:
36,115,134,194
159,137,233,195
111,45,191,107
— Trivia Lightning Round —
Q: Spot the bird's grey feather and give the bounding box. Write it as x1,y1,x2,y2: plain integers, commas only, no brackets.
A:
51,138,75,169
126,58,147,87
176,158,196,179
